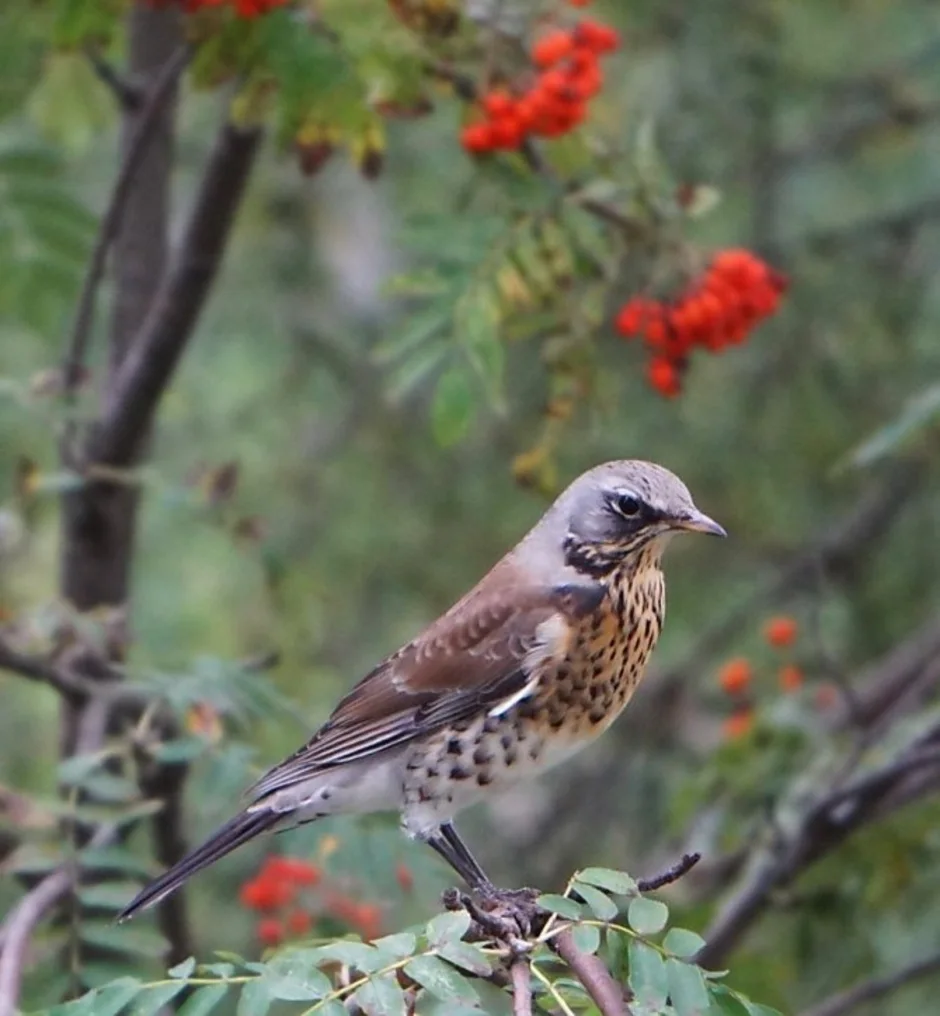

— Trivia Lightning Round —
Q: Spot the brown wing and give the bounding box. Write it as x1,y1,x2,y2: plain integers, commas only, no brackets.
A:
247,569,603,801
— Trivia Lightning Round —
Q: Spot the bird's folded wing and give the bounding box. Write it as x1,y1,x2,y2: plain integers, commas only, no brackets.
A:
247,577,602,800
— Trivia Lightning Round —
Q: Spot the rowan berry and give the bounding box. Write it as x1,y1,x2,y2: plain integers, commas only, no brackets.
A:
764,615,798,648
718,657,752,696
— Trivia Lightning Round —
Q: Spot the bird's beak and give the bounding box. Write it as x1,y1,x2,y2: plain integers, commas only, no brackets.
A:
676,508,727,538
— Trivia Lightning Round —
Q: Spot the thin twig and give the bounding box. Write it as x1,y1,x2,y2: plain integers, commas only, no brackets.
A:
552,928,632,1016
637,853,701,893
61,44,191,401
510,958,533,1016
84,46,143,109
800,950,940,1016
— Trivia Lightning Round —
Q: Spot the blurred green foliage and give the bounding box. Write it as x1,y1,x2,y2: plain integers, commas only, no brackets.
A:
1,0,940,1013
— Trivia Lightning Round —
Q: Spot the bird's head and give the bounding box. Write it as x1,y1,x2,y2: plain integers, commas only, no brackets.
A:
552,460,726,577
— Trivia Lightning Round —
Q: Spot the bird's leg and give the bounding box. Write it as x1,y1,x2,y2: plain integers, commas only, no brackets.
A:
426,822,494,891
430,823,544,938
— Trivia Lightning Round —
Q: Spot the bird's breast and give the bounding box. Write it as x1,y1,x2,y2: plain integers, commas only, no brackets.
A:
529,562,666,740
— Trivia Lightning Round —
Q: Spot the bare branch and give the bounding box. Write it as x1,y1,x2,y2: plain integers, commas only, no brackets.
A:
0,637,78,697
696,735,940,969
93,121,263,468
552,928,632,1016
637,853,701,893
0,826,113,1016
510,958,533,1016
83,46,144,109
62,45,191,400
801,950,940,1016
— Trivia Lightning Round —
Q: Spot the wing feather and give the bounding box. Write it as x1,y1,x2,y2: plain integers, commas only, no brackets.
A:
247,570,601,801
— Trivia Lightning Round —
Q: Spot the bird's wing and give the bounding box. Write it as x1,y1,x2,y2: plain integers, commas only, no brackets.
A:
248,574,603,800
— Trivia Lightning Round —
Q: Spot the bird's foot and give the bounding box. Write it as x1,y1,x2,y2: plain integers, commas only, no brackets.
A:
443,884,547,943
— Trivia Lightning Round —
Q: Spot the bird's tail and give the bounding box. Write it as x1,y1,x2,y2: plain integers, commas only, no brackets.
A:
118,809,281,922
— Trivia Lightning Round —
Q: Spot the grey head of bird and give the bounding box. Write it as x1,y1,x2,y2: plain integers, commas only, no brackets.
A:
521,459,726,580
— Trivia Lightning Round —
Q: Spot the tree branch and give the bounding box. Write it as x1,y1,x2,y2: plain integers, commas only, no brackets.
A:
92,120,263,468
696,735,940,969
510,958,533,1016
0,637,78,697
800,950,940,1016
0,826,113,1016
62,45,190,400
552,928,632,1016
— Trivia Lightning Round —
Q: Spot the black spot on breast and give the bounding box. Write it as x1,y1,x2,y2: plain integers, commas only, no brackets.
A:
477,772,493,787
500,733,513,751
446,738,463,755
450,765,472,781
473,745,493,766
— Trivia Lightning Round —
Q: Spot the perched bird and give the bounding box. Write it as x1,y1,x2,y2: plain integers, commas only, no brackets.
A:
119,460,724,920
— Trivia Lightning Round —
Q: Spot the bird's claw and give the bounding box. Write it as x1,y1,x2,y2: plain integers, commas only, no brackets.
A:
448,885,545,941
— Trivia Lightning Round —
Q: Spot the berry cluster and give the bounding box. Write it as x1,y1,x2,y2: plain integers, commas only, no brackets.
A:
461,16,620,155
716,615,827,741
239,854,388,947
614,249,787,398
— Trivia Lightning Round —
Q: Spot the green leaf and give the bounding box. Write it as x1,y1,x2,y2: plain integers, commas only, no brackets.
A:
236,978,271,1016
46,992,100,1016
846,382,940,469
77,881,141,910
87,977,142,1016
315,940,385,971
438,940,493,976
129,981,187,1016
628,940,668,1010
666,958,710,1016
664,928,706,959
404,955,478,1003
151,737,208,764
80,845,154,878
426,910,471,948
536,894,584,920
627,897,669,935
572,880,618,920
176,985,229,1016
80,921,169,958
745,1006,786,1016
169,957,197,979
372,931,417,961
353,971,406,1016
262,952,332,1000
576,867,638,896
708,986,753,1016
569,923,602,954
431,366,476,447
200,963,236,978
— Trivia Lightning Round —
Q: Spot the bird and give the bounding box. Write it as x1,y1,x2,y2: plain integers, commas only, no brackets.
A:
119,459,724,921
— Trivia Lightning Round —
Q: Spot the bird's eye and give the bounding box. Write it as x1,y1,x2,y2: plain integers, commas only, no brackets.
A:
615,494,642,518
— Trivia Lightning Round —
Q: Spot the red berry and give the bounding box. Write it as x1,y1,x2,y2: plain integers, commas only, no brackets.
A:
257,918,284,946
718,657,752,695
532,30,575,68
573,19,620,54
482,89,514,118
647,357,681,397
461,123,494,154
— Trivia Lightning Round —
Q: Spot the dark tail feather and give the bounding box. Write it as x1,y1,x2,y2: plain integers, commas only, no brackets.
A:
118,809,281,922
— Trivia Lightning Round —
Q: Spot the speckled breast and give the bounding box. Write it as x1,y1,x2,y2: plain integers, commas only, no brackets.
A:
528,559,666,740
401,559,667,822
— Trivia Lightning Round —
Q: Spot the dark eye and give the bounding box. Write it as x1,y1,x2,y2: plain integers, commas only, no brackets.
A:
615,494,642,518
